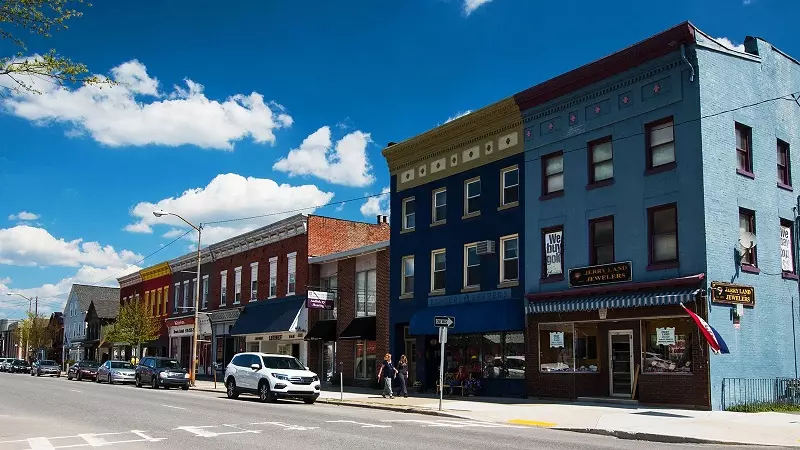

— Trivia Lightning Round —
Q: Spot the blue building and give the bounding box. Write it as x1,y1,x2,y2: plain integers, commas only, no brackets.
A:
382,99,528,396
519,23,800,409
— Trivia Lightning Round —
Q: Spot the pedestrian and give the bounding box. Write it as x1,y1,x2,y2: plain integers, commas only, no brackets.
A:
377,353,397,399
397,354,410,398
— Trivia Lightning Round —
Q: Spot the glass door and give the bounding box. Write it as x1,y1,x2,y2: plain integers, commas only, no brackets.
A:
608,330,634,397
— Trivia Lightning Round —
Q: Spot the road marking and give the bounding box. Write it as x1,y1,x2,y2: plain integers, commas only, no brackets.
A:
175,425,260,438
326,420,391,428
69,389,82,393
162,405,187,410
78,433,108,447
130,430,165,442
381,419,465,427
508,419,557,428
251,421,319,431
26,437,55,449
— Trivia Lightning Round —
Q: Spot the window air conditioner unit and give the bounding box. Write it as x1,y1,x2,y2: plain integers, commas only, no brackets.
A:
475,240,496,255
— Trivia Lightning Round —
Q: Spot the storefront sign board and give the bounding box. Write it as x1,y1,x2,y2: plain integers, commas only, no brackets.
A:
250,331,306,342
711,281,755,307
544,230,563,276
568,261,632,288
550,332,564,348
306,291,334,310
169,326,194,338
781,225,794,272
656,327,676,346
427,288,511,308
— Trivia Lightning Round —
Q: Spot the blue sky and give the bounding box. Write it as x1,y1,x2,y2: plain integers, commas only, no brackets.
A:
1,0,798,318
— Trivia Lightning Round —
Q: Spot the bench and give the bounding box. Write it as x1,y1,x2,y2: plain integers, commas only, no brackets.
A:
435,373,465,396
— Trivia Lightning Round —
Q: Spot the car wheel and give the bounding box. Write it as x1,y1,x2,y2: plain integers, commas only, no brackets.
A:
303,398,316,405
226,378,239,399
67,373,72,380
181,384,189,391
36,371,41,377
76,372,82,382
135,376,141,388
258,381,273,403
108,374,114,385
151,377,158,389
56,373,60,378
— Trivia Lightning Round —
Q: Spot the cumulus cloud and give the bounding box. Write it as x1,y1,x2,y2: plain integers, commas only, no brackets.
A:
714,37,746,52
8,211,39,221
0,225,142,268
360,187,390,219
464,0,492,15
273,126,375,187
0,59,293,150
125,173,335,244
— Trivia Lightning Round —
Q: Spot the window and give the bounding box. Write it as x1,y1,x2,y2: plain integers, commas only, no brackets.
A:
590,216,615,265
464,244,480,288
542,152,564,195
501,166,519,206
356,269,377,317
444,332,525,380
402,197,416,231
739,208,757,267
174,283,180,311
354,340,376,379
183,280,190,311
201,277,208,309
154,290,161,316
642,318,694,373
648,204,678,264
464,178,481,215
431,249,446,292
287,252,297,295
781,219,795,275
542,227,564,278
320,276,338,321
538,323,600,373
431,187,446,223
778,140,791,187
589,137,613,183
500,234,519,282
220,271,227,306
250,263,258,300
269,257,277,298
646,118,675,169
736,122,753,174
234,267,242,304
144,291,151,317
401,256,414,295
162,287,168,315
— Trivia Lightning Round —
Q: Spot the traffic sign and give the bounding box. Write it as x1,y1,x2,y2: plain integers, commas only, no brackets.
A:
434,316,455,328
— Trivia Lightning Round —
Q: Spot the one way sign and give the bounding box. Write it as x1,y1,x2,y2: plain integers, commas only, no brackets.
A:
434,316,455,328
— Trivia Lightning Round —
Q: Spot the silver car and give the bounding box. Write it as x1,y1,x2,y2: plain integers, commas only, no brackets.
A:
96,360,136,385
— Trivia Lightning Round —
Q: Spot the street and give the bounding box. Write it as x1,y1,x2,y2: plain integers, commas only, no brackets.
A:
0,373,772,450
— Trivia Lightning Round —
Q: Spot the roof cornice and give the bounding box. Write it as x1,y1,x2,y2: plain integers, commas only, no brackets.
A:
140,262,172,281
117,272,143,288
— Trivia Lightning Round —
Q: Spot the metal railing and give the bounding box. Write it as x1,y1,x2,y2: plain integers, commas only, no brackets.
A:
721,377,800,411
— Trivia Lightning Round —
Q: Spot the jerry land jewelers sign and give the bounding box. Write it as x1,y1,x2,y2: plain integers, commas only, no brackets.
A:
568,261,632,288
711,281,755,307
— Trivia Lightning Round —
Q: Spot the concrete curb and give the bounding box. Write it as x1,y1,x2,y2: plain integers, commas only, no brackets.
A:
558,428,759,446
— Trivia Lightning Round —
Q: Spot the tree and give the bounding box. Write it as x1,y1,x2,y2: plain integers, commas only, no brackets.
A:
14,311,53,360
106,300,160,359
0,0,108,95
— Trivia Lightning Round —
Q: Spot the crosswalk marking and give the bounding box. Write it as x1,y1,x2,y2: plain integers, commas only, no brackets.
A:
78,433,108,447
26,437,55,450
251,421,319,431
326,420,391,428
130,430,164,442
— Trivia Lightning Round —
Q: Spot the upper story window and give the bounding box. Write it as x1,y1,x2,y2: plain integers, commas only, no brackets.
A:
356,269,376,317
463,243,480,289
646,118,675,170
174,283,180,311
589,137,613,184
542,227,564,279
234,267,242,304
401,256,414,296
162,286,168,315
220,271,227,306
501,166,519,206
183,280,190,310
590,216,615,265
432,188,447,223
250,263,258,301
464,177,481,215
201,276,209,309
402,197,416,231
287,252,297,295
269,257,278,298
736,122,753,175
542,152,564,196
500,235,519,283
739,208,757,267
431,249,446,292
648,204,678,265
780,219,795,276
320,276,338,320
778,140,791,188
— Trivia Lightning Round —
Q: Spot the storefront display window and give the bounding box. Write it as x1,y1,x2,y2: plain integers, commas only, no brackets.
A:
444,332,525,379
538,323,601,373
641,318,693,373
574,324,600,372
354,340,376,379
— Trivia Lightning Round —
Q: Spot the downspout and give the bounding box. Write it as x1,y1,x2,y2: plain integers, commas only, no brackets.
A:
681,44,695,83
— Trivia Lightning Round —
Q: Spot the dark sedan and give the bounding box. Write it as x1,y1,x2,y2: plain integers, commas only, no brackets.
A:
135,357,190,390
8,359,29,373
31,360,61,377
67,360,100,381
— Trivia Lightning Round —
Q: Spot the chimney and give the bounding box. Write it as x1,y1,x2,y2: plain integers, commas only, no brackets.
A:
376,215,383,224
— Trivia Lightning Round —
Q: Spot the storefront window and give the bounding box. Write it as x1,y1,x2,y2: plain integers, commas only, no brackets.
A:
538,323,600,373
641,318,694,373
354,340,376,379
443,332,525,380
574,324,600,372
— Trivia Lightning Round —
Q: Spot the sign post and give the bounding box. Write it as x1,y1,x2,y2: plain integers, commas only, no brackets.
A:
434,316,454,412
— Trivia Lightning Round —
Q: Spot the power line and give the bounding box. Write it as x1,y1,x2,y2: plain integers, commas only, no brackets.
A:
205,194,386,225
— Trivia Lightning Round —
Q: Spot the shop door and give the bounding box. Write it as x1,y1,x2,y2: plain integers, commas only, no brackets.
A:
608,330,634,397
404,337,416,384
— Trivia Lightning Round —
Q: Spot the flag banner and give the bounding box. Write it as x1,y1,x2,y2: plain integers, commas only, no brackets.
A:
681,303,729,354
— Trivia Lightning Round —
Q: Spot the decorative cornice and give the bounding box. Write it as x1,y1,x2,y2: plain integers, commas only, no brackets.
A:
117,272,143,288
209,215,307,260
169,248,214,273
140,262,172,281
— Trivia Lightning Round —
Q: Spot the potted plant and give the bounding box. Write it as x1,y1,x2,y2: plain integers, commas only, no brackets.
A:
413,380,424,393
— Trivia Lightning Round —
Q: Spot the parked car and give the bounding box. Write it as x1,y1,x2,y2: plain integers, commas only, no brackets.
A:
96,360,136,385
224,352,320,404
67,360,100,381
135,357,190,390
31,360,61,377
0,358,9,372
8,359,29,373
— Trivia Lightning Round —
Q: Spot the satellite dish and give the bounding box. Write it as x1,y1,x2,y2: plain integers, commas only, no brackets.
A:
738,230,758,260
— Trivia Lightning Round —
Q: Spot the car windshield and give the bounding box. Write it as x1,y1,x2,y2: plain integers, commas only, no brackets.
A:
156,359,181,369
14,360,25,364
110,362,134,369
262,356,305,371
80,361,100,368
39,360,56,366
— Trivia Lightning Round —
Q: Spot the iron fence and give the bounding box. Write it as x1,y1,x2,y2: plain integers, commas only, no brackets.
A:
721,377,800,411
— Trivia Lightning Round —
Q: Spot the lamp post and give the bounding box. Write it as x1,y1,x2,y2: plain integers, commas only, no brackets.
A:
7,292,36,360
153,210,202,386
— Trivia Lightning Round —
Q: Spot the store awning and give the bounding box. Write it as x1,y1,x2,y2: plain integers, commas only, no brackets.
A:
230,296,305,336
526,289,700,314
338,316,376,340
304,320,338,341
409,298,525,336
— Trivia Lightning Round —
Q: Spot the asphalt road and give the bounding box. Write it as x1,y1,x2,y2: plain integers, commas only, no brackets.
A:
0,372,775,450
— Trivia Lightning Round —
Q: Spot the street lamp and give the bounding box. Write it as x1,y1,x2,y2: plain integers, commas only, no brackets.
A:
153,210,202,386
7,292,36,360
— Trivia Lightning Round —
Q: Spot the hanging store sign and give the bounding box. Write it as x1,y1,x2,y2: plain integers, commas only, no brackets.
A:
166,317,194,328
169,326,194,338
781,225,794,272
306,291,334,310
249,331,306,342
656,327,676,346
711,281,755,307
568,261,632,288
549,332,565,348
544,230,563,276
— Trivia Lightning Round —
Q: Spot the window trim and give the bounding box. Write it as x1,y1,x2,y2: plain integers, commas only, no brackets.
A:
647,203,679,269
268,256,278,298
781,218,798,280
250,262,258,301
463,243,480,289
500,165,520,207
464,176,481,216
401,255,414,296
500,234,520,283
645,116,677,173
355,269,377,317
735,122,754,178
541,226,564,282
402,197,416,231
220,270,228,306
287,252,297,295
541,151,564,199
201,275,209,310
233,266,242,305
587,136,614,186
589,215,615,266
432,187,447,224
430,248,446,293
778,139,792,190
739,208,758,272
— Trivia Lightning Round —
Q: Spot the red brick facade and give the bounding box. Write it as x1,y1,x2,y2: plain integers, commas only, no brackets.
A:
308,216,390,257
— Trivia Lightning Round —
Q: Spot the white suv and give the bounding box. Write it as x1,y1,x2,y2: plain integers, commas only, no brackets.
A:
224,353,320,404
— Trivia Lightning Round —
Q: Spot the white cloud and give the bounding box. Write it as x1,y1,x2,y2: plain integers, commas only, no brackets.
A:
0,277,10,284
273,126,375,187
125,173,335,244
1,59,294,150
360,187,390,219
8,211,39,221
162,228,186,239
743,0,752,4
464,0,493,15
445,110,472,123
714,37,746,52
0,225,142,268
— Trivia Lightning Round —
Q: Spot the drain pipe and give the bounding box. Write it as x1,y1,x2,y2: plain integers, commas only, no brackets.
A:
681,44,695,83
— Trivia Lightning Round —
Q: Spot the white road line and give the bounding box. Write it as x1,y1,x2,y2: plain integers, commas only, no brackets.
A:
130,430,165,442
175,425,260,438
162,404,187,410
251,421,319,431
26,437,55,449
326,420,391,428
69,389,82,393
78,433,108,447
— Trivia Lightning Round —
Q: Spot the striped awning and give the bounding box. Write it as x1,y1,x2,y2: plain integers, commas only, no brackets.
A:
526,289,700,314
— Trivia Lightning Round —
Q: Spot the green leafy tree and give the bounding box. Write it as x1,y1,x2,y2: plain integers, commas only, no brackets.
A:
14,311,52,360
106,300,160,359
0,0,108,94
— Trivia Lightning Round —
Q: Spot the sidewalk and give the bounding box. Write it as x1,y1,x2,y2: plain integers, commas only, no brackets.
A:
192,381,800,446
